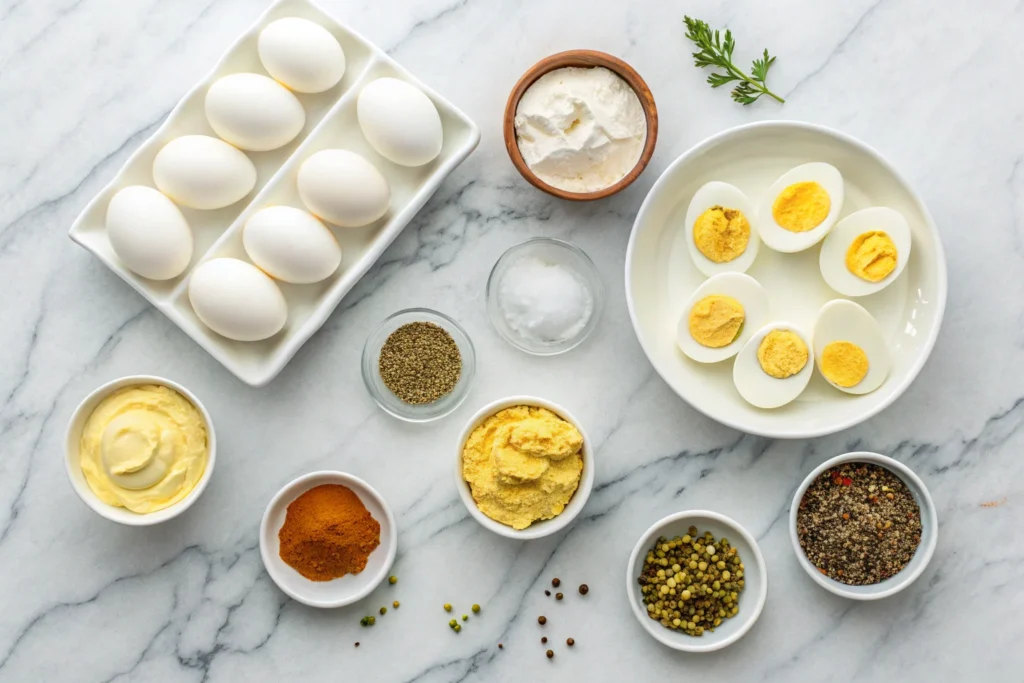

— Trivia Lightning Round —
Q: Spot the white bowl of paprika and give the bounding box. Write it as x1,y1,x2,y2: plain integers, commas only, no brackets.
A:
260,471,397,608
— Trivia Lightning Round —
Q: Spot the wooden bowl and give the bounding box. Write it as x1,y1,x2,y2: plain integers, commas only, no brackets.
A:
503,49,658,201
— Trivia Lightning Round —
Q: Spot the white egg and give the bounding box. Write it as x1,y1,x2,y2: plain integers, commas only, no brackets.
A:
733,323,814,409
205,73,305,152
153,135,256,210
242,206,341,284
758,162,845,253
812,300,890,395
258,17,346,94
676,273,769,363
683,181,761,277
188,258,287,341
818,207,912,297
357,78,443,167
297,149,390,227
105,186,192,280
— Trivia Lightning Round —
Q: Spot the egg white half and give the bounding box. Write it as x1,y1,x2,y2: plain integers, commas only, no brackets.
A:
812,300,890,394
733,322,814,409
683,181,761,277
758,162,845,253
818,207,912,297
676,273,769,363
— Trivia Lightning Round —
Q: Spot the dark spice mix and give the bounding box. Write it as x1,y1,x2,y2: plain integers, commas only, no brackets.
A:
797,462,922,586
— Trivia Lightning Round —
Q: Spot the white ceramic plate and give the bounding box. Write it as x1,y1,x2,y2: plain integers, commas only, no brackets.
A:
260,471,397,608
69,0,480,386
626,510,768,652
625,122,946,438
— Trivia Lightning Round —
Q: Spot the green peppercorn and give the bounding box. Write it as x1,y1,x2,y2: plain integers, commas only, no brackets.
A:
444,603,452,612
389,575,398,585
472,604,480,613
449,619,457,628
462,614,468,621
454,624,462,633
368,616,376,626
636,529,745,637
393,601,400,608
380,607,387,615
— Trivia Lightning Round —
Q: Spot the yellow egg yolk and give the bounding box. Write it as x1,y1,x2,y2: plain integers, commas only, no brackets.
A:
845,230,897,282
688,295,745,348
772,181,831,232
757,330,808,379
693,206,750,263
820,341,869,387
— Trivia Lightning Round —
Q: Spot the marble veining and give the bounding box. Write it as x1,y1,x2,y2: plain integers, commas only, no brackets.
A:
1,0,1023,680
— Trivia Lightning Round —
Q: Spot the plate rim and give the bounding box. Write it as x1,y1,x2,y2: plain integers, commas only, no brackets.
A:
624,120,948,439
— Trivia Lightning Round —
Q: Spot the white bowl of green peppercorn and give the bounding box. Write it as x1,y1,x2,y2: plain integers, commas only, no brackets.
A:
789,451,937,600
626,510,768,652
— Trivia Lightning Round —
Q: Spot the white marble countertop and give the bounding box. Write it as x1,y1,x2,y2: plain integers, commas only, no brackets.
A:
2,0,1022,680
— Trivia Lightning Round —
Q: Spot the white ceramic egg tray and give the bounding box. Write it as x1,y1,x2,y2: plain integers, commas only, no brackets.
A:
69,0,480,386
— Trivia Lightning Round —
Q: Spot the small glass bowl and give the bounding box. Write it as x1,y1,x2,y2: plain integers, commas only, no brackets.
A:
486,238,605,355
361,308,476,422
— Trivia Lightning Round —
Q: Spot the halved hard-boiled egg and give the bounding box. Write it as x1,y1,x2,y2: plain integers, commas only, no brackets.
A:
733,323,814,409
676,273,769,363
684,181,761,276
812,300,890,394
758,163,844,253
818,207,912,296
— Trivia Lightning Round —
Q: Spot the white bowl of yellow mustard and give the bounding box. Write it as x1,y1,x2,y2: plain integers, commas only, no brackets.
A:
454,396,594,539
65,375,215,526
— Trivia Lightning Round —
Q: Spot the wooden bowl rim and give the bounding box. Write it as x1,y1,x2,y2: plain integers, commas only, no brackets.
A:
503,49,659,202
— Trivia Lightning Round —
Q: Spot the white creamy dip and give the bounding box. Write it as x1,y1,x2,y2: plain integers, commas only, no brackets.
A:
514,66,646,193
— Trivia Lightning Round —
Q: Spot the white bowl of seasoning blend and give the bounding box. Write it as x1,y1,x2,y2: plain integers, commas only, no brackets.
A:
64,375,216,526
626,510,768,652
790,451,937,600
260,471,397,608
486,238,605,355
454,396,595,540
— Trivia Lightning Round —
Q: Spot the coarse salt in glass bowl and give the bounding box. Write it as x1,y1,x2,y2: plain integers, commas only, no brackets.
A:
486,237,605,355
361,308,476,423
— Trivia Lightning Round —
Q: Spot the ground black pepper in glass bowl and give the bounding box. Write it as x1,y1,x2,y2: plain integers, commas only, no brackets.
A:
362,308,476,422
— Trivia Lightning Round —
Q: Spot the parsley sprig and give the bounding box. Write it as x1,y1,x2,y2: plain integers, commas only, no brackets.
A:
683,16,785,105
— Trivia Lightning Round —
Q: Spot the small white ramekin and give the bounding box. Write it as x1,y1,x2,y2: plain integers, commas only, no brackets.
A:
64,375,216,526
626,510,768,652
454,396,594,540
260,471,397,608
789,451,937,600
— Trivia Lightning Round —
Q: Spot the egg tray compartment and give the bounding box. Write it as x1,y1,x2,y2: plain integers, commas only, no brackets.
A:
69,0,480,386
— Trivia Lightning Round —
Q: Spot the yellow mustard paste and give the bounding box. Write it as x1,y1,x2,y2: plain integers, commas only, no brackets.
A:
462,406,583,530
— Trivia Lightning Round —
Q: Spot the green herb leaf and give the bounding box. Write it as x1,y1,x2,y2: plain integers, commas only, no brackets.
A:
683,16,785,106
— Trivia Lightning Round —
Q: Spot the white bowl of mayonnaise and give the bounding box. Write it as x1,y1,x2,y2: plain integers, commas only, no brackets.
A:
64,375,216,526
